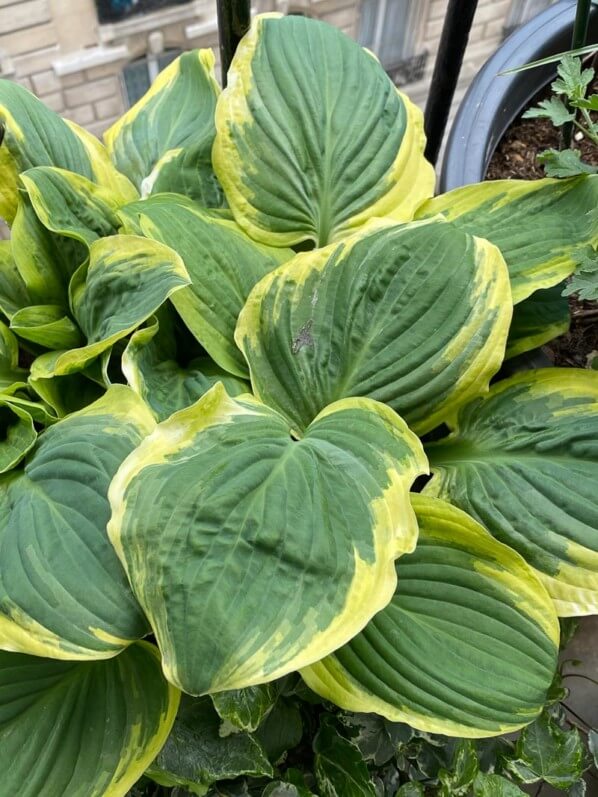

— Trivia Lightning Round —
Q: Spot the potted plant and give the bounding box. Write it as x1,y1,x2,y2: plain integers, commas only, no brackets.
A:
440,0,598,192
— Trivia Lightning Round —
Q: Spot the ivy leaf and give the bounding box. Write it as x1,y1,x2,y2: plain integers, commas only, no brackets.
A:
254,699,303,765
438,739,479,796
375,765,401,796
339,713,413,766
477,737,514,775
212,684,279,733
552,55,594,101
524,97,575,126
397,784,425,796
589,730,598,768
262,783,315,797
563,251,598,300
146,696,273,795
473,773,526,796
568,780,587,796
313,719,377,797
537,148,598,177
507,712,590,789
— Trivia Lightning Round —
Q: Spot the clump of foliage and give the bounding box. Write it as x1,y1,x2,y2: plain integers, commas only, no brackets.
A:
0,13,597,797
524,53,598,178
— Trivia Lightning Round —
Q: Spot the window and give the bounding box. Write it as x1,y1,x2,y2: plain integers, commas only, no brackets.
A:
358,0,427,85
503,0,557,38
122,49,181,106
95,0,189,25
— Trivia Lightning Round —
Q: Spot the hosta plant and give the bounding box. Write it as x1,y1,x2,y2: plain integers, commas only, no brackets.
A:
0,12,597,797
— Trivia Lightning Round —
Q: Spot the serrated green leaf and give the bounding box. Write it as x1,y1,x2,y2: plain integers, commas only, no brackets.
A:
563,251,598,300
538,149,598,178
524,97,575,126
552,55,594,101
574,93,598,110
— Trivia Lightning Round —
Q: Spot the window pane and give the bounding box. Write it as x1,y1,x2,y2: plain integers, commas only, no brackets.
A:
95,0,190,25
122,59,151,106
358,0,415,69
358,0,379,49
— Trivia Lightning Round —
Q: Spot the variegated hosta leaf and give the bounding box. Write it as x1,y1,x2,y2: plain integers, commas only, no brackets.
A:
0,79,136,224
105,50,221,204
119,194,292,377
30,234,190,379
108,383,427,694
0,400,36,473
20,166,122,244
506,284,570,359
0,321,27,393
10,305,82,350
11,193,86,307
28,370,105,418
213,14,434,247
0,241,28,320
0,386,154,659
424,369,598,616
0,321,45,470
415,176,598,303
1,391,56,427
303,496,559,738
237,217,512,435
123,312,249,422
0,642,180,797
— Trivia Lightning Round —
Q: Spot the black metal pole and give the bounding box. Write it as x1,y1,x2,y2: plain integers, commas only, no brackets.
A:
424,0,480,165
216,0,251,86
562,0,592,146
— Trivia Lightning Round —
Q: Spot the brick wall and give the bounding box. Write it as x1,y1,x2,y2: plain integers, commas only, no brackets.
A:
0,0,527,144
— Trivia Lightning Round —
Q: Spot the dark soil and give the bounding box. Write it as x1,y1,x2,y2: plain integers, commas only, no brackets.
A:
486,79,598,180
486,78,598,367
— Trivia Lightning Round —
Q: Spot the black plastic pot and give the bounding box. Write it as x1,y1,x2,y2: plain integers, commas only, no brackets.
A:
440,0,598,192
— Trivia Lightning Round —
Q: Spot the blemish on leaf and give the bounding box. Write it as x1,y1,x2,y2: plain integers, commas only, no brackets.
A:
292,320,314,354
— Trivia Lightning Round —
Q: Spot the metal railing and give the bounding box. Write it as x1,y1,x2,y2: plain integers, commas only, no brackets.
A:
215,0,481,164
215,0,592,165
